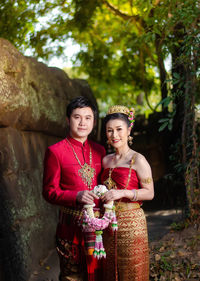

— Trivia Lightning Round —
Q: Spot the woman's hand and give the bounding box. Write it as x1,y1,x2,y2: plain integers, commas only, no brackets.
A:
101,190,125,203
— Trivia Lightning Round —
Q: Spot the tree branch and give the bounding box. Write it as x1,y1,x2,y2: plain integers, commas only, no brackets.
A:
103,0,140,22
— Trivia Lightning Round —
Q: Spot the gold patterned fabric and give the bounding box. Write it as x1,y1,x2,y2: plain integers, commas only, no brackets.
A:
103,204,149,281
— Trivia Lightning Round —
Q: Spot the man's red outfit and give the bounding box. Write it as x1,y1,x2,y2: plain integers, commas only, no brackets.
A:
43,135,105,281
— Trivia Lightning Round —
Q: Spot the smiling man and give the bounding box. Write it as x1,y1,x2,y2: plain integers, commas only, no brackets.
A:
43,96,105,281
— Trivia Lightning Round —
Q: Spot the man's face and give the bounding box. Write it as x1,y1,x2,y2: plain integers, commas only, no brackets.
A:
68,107,95,142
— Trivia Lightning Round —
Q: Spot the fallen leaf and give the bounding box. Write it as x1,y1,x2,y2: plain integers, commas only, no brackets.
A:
174,276,181,281
159,246,165,252
170,253,176,258
191,263,197,269
178,251,185,256
155,254,161,261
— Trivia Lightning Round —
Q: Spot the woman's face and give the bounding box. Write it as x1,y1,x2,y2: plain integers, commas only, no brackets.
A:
106,118,131,149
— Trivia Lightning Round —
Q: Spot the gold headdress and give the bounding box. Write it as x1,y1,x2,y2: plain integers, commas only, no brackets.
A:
106,105,135,128
106,105,130,116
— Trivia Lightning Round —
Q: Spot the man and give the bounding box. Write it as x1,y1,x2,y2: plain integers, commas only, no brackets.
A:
43,96,105,281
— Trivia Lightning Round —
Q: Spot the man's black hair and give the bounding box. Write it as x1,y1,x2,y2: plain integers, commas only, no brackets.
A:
66,96,97,120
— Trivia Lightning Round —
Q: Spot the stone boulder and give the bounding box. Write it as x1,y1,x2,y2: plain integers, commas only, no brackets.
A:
0,38,97,281
0,38,97,137
0,127,59,281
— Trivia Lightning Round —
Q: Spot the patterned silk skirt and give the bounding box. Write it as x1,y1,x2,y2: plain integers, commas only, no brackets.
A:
103,203,149,281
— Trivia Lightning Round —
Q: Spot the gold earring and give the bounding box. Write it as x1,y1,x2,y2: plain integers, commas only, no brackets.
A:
128,135,133,146
107,139,111,149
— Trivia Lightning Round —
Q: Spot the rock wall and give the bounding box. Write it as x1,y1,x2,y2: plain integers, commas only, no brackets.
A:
0,38,97,281
0,39,96,136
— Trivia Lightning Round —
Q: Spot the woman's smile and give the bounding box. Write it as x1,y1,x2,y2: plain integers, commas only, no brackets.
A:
112,139,120,143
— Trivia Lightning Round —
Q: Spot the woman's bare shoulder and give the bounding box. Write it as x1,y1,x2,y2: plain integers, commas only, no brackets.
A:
134,152,151,168
134,152,146,161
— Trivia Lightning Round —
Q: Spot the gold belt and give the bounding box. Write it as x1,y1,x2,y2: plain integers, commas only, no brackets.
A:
61,203,139,218
60,206,101,218
115,202,140,213
61,206,83,217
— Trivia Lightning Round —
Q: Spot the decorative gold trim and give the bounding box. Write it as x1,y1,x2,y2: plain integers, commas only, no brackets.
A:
115,202,140,213
140,177,153,184
61,206,82,217
61,206,100,218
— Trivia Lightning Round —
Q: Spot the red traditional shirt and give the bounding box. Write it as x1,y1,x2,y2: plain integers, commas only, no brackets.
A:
43,136,105,207
43,135,106,238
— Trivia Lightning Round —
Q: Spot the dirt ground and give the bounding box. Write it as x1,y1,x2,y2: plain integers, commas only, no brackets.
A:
149,224,200,280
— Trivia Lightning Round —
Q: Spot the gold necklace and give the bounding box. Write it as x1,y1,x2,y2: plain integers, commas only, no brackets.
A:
66,138,95,190
107,154,136,213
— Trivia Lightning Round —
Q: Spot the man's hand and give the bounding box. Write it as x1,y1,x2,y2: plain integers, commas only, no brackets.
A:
76,190,99,205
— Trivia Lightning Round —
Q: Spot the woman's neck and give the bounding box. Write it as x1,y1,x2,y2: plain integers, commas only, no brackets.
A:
115,145,130,158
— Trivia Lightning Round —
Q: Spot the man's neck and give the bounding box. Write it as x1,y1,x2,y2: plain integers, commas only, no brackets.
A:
69,133,87,144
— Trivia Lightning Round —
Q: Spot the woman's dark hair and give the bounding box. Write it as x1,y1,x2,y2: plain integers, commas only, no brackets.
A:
104,113,131,128
66,96,97,120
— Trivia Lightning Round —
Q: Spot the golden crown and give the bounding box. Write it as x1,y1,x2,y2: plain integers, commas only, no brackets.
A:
106,105,130,116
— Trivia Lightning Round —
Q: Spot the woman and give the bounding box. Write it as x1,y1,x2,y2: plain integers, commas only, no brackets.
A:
101,105,154,281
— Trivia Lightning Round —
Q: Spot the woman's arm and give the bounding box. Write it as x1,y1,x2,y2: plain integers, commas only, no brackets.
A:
133,153,154,201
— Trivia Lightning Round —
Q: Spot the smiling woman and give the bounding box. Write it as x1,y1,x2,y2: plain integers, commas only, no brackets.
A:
101,105,154,281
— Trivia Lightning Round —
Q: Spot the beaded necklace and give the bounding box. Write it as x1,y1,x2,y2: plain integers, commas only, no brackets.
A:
66,138,95,190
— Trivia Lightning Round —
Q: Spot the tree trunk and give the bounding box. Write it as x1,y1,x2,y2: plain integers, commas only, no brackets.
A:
155,34,168,113
171,22,200,219
170,23,188,216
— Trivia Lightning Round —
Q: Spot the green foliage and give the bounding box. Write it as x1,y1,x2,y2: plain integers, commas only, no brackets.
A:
68,1,164,114
0,0,38,50
0,0,163,113
171,221,189,231
1,1,200,216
